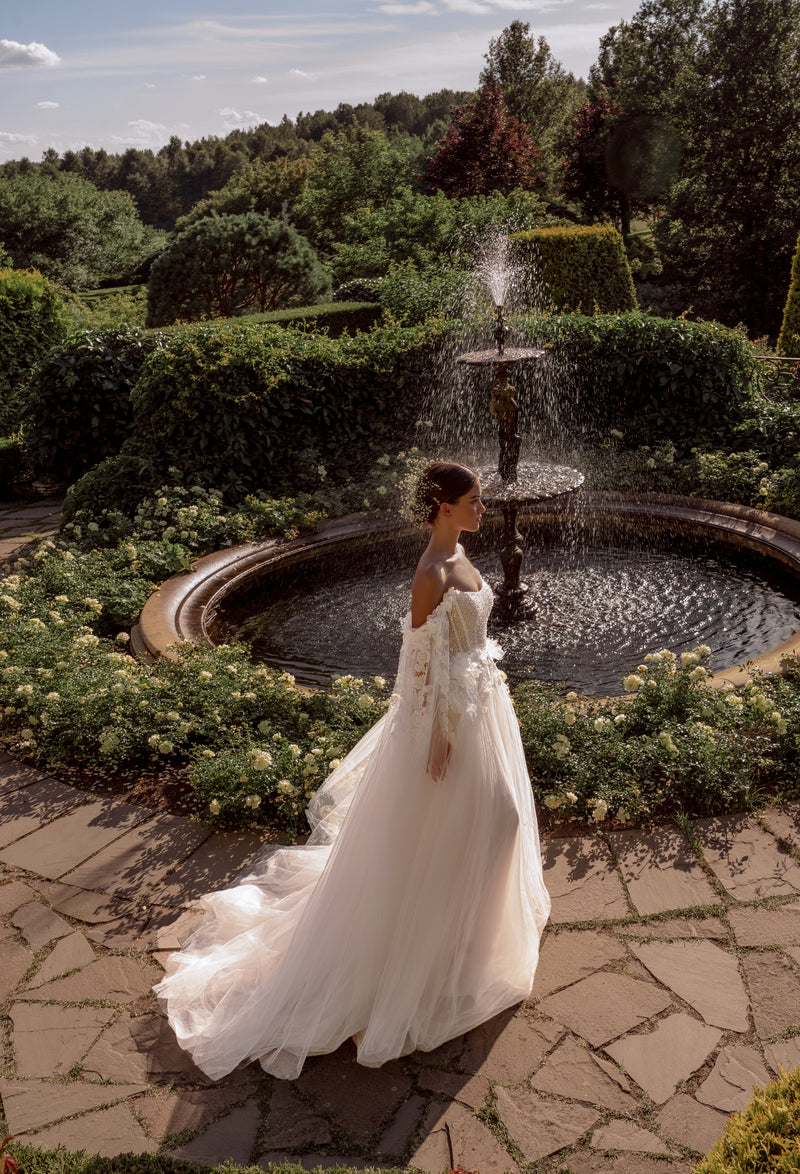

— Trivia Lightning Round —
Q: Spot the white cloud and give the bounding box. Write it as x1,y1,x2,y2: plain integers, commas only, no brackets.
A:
251,75,270,84
191,74,206,81
290,68,314,79
218,107,262,130
36,101,60,110
488,0,568,8
0,131,38,143
0,39,60,69
376,2,436,12
111,118,188,148
438,0,489,10
144,82,156,88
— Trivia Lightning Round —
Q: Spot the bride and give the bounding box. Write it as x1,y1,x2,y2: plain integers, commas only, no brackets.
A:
154,460,551,1081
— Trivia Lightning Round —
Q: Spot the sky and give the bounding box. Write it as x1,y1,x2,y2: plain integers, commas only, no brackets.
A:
0,0,642,164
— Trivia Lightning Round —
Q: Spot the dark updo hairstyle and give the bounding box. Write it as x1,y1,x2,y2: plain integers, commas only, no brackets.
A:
414,461,478,526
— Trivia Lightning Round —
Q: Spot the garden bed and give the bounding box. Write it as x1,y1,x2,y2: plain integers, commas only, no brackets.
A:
1,472,799,839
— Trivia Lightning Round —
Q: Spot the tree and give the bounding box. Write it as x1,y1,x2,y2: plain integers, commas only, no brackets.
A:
480,21,581,174
422,86,544,198
560,86,624,225
297,126,422,253
590,0,704,118
0,171,164,289
175,157,315,232
654,0,800,334
146,213,331,326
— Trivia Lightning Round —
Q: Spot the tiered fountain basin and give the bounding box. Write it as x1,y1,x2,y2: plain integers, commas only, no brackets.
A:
132,492,800,696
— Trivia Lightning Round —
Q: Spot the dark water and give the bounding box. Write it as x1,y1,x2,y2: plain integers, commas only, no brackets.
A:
225,540,800,696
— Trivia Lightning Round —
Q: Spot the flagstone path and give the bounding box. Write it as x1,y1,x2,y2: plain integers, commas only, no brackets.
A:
1,498,799,1173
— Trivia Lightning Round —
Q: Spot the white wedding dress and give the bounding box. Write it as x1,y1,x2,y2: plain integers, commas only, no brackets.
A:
155,580,551,1081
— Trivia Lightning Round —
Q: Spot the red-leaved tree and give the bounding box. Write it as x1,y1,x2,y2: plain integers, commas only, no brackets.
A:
560,85,624,226
421,86,544,197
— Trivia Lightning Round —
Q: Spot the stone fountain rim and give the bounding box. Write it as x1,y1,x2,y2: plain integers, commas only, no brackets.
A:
131,490,800,691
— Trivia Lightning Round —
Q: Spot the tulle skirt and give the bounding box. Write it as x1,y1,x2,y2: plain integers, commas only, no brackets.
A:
154,676,551,1081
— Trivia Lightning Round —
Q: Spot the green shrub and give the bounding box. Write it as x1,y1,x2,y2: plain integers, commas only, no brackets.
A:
531,312,756,448
693,1066,800,1173
333,277,384,302
733,400,800,466
512,224,638,313
6,1142,403,1174
0,268,72,432
77,286,148,330
21,327,163,485
0,434,24,492
516,648,797,827
379,263,468,325
146,214,331,327
254,301,381,336
66,319,448,514
777,230,800,356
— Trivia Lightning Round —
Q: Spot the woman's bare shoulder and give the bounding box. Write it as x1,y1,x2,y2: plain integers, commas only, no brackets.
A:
411,561,447,629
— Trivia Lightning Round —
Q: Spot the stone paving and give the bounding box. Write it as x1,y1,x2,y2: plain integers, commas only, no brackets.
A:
1,498,800,1173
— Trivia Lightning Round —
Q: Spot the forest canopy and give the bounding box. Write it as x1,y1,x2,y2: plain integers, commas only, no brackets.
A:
3,0,798,335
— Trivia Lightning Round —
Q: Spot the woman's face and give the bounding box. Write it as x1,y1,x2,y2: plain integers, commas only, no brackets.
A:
449,480,485,531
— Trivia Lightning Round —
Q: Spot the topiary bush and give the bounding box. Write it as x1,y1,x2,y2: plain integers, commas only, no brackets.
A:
512,224,638,314
693,1065,800,1173
146,214,331,327
0,268,72,433
65,319,448,515
21,327,163,485
777,229,800,356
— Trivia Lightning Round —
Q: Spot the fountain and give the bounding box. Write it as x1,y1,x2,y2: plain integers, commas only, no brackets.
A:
131,236,800,695
456,299,583,618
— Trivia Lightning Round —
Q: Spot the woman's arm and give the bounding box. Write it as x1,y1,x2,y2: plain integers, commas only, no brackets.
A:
410,565,451,778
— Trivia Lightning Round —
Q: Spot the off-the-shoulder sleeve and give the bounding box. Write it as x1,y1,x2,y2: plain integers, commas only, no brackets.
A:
389,599,452,779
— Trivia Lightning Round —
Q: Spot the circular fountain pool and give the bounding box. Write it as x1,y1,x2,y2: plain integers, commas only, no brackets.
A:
217,534,800,696
133,493,800,696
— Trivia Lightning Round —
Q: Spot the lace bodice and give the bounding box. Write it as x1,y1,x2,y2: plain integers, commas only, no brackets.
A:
446,581,495,655
377,579,506,779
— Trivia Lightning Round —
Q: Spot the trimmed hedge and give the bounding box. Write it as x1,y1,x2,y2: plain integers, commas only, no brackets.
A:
777,230,800,355
252,300,382,336
512,224,638,314
21,327,163,485
693,1066,800,1172
529,311,757,448
65,319,448,516
0,268,71,432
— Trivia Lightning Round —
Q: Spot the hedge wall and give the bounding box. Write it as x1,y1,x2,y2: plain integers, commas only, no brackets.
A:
21,327,163,485
0,268,71,433
66,319,448,516
31,310,757,518
253,300,381,336
524,312,756,448
777,230,800,355
512,225,638,314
